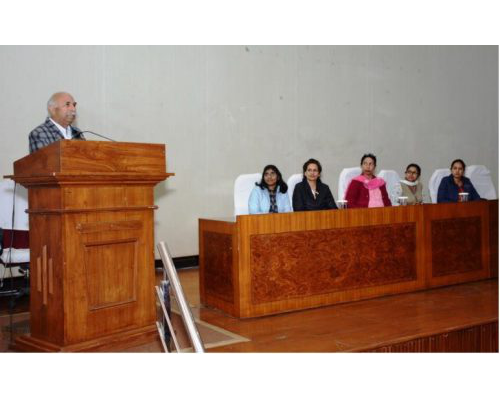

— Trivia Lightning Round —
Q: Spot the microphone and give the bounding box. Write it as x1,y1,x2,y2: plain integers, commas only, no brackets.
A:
78,130,116,142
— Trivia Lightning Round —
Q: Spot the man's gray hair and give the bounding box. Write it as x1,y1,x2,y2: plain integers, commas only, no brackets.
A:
47,92,71,111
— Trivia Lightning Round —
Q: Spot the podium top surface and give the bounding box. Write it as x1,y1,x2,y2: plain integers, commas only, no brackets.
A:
10,141,170,181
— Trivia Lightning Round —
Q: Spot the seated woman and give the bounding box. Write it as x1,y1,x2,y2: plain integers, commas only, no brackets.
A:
437,159,481,203
344,153,391,208
400,163,424,205
292,158,337,211
248,165,292,214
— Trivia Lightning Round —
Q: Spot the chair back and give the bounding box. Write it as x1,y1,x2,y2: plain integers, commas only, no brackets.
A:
465,165,497,200
338,167,361,200
0,179,30,270
428,169,450,203
0,179,29,230
378,170,402,205
286,174,303,207
234,173,261,216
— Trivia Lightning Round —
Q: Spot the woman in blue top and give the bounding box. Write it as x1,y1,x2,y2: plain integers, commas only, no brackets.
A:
437,159,481,203
248,165,292,214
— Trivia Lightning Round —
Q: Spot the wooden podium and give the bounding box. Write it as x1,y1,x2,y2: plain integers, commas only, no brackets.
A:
7,140,173,352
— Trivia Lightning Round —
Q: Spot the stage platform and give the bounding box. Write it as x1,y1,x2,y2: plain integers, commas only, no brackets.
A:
192,273,498,352
1,269,497,352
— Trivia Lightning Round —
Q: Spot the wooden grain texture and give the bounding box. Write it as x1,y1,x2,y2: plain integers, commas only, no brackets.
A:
83,237,138,310
12,140,168,176
9,141,171,352
14,325,158,352
250,223,417,304
424,201,491,288
199,201,496,318
199,219,239,317
28,214,64,343
193,274,498,352
236,206,425,317
203,232,234,303
179,269,498,353
431,217,482,276
368,322,498,352
489,200,498,278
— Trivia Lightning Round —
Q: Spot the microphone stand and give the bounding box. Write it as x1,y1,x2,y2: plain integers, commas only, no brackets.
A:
78,130,116,142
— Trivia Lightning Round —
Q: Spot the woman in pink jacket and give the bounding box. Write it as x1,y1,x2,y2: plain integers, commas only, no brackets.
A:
344,153,392,208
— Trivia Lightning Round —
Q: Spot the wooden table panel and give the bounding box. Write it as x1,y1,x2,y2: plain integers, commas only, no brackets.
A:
199,219,239,317
424,202,491,288
250,222,417,304
200,201,497,318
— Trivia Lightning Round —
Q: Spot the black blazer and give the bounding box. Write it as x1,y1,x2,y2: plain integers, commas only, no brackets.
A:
292,177,338,211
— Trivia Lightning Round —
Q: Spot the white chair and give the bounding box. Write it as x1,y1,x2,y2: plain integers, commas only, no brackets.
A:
428,169,450,203
338,167,361,200
286,174,303,207
0,179,29,231
378,169,402,205
465,165,497,200
234,173,261,216
0,179,30,288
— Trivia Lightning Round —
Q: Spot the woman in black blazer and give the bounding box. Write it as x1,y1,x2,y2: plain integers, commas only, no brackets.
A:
292,158,338,211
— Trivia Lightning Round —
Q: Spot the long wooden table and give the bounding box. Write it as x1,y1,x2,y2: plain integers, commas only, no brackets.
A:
199,201,498,318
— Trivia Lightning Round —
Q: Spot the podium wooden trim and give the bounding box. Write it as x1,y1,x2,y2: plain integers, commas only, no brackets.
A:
7,140,173,352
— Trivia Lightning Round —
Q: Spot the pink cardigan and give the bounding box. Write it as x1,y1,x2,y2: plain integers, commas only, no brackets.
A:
344,175,392,208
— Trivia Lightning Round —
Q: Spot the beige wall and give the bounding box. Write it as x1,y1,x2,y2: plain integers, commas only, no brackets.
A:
0,46,497,257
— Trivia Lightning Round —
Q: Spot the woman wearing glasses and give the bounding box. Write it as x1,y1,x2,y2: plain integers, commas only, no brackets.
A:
248,165,292,214
400,163,424,205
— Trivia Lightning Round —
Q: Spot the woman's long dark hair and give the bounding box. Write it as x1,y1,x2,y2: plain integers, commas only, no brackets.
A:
256,165,288,194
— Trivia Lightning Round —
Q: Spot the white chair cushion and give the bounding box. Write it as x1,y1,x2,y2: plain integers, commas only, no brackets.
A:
338,167,361,200
286,174,303,206
429,169,450,203
465,165,497,200
234,173,261,216
1,248,30,264
378,170,402,205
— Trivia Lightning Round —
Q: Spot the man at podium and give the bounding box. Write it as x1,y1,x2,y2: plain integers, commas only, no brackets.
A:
28,92,85,153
